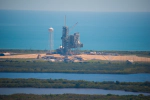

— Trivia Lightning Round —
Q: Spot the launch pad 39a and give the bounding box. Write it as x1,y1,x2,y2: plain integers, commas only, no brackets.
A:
56,17,83,55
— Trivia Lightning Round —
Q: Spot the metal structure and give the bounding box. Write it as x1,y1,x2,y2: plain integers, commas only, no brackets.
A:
48,27,54,54
57,16,83,55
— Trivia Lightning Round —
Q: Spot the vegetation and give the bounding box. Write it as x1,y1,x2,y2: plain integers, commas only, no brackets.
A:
0,78,150,93
0,60,150,74
0,49,47,54
0,94,150,100
86,50,150,57
1,49,150,57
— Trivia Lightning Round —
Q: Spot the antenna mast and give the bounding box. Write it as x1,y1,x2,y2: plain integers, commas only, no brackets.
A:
64,15,66,26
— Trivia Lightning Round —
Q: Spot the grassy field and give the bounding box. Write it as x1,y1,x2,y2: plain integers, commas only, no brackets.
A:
0,59,150,73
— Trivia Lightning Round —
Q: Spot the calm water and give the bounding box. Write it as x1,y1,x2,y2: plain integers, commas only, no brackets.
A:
0,10,150,51
0,72,150,82
0,88,149,96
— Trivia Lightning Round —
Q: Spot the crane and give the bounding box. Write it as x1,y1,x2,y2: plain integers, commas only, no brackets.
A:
69,22,78,34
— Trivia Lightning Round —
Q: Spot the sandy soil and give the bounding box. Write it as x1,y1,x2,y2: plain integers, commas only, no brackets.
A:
0,54,150,62
0,54,64,59
76,54,150,62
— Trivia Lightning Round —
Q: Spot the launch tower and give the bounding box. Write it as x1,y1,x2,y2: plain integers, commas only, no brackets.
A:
57,16,83,55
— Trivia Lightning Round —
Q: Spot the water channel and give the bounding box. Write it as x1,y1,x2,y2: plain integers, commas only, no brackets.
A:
0,88,150,96
0,72,150,82
1,73,150,95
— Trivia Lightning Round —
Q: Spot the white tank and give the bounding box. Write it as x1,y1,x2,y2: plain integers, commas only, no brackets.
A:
48,27,54,32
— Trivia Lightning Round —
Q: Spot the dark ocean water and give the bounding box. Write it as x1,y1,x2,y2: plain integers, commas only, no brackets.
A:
0,10,150,51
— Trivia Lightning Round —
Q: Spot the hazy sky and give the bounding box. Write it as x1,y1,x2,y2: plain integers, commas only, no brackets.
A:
0,0,150,12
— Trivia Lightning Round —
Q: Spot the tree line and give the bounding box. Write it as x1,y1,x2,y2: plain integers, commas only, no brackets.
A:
0,61,150,74
0,78,150,93
1,49,150,57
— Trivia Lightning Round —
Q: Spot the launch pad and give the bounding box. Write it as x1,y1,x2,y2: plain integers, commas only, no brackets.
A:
56,17,83,55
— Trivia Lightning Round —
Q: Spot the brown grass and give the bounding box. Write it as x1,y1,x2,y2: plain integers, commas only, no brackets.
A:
0,54,150,62
76,54,150,62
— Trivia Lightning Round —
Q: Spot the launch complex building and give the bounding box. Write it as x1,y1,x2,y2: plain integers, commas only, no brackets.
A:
56,17,83,55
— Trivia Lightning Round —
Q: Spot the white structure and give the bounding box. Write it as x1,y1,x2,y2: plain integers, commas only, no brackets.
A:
0,52,10,56
48,27,54,54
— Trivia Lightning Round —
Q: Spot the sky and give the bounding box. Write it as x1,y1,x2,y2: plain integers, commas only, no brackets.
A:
0,0,150,12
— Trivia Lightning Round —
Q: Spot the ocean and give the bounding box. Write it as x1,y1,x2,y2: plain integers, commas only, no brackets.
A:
0,10,150,51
